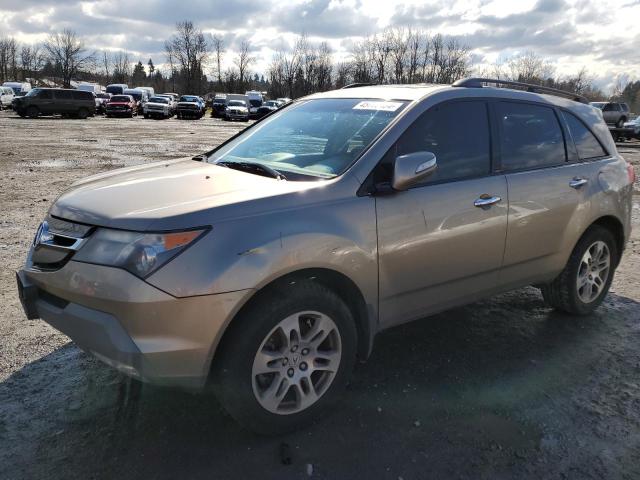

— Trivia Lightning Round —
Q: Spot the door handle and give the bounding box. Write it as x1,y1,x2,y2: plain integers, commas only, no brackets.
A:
474,194,502,207
569,177,588,189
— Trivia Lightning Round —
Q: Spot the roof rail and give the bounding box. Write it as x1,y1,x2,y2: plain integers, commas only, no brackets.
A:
452,77,589,104
341,82,377,89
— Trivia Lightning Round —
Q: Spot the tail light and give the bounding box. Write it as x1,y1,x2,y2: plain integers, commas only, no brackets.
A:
627,162,636,185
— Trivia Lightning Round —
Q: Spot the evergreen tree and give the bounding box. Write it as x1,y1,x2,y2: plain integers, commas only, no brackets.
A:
148,58,155,75
131,60,146,85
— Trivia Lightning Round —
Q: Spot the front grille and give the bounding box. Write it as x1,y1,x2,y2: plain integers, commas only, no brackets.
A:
32,217,93,271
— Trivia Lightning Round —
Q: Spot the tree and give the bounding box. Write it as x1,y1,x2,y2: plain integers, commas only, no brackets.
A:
111,50,131,83
234,39,254,88
211,34,224,86
131,60,146,85
147,58,155,76
165,21,210,93
43,29,93,87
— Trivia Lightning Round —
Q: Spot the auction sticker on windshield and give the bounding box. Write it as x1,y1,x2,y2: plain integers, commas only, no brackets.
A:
353,101,403,112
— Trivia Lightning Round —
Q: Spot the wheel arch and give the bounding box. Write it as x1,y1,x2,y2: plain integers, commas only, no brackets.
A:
590,215,625,264
209,267,375,378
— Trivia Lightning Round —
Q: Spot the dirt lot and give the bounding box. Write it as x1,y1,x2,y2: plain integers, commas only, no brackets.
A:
0,110,639,480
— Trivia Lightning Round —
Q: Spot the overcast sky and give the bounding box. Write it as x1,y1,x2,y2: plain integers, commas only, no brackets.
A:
1,0,639,91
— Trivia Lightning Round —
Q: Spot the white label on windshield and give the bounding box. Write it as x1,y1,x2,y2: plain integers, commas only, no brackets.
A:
353,101,403,112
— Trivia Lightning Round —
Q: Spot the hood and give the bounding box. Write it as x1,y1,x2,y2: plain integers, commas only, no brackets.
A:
146,101,168,107
49,159,321,231
178,101,199,106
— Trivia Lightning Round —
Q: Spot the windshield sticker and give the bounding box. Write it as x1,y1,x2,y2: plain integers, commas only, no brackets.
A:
353,101,403,112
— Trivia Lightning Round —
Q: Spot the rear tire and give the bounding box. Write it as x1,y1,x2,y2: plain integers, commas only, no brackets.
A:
541,225,618,315
77,108,89,119
212,280,357,435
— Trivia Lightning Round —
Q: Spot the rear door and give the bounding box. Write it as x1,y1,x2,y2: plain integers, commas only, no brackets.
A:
36,89,54,114
495,101,608,287
375,99,509,327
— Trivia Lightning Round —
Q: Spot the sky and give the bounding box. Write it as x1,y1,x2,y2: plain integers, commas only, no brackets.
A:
1,0,639,92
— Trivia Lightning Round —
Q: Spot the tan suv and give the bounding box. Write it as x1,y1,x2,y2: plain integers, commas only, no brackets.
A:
17,78,634,433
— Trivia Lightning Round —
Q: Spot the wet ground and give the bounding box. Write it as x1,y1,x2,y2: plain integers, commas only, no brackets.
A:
0,110,639,480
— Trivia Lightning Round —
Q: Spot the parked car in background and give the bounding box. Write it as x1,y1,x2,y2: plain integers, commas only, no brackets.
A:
156,94,178,115
17,80,634,434
590,101,630,127
620,117,640,140
177,95,205,119
77,83,103,95
3,81,32,95
123,88,149,114
211,94,228,117
105,84,128,96
224,99,250,121
0,86,15,110
13,88,95,118
95,92,111,114
105,95,137,118
144,96,173,119
245,90,264,117
276,97,292,105
255,100,281,119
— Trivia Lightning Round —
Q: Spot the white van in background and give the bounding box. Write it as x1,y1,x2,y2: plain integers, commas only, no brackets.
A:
0,86,15,110
3,81,32,95
77,83,103,94
136,86,155,99
245,90,263,117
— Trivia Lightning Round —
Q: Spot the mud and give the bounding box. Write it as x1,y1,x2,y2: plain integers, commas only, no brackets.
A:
0,110,639,480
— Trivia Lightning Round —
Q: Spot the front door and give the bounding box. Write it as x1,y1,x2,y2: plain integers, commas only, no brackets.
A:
374,99,508,327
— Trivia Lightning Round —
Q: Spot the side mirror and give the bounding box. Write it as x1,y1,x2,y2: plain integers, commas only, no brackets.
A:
391,151,437,191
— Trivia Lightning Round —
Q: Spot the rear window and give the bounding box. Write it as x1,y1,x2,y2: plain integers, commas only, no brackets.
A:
149,96,169,104
496,102,565,171
561,111,608,160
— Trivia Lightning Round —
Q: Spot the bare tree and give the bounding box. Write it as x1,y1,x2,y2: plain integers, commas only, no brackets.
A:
506,50,555,84
111,50,131,83
211,34,224,86
234,40,254,88
165,21,210,93
43,29,93,87
101,51,111,79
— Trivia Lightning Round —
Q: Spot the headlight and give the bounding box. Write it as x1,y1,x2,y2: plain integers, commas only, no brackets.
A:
74,228,207,278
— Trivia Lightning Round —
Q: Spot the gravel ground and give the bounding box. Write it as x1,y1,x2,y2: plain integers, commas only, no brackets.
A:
0,110,639,480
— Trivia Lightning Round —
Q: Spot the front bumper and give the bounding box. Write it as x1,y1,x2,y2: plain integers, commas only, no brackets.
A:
17,261,251,389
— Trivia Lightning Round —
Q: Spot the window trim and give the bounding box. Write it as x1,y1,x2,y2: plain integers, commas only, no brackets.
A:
558,108,611,162
491,98,569,174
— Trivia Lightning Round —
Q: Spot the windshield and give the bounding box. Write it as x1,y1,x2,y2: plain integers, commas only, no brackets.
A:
126,92,142,101
25,89,40,97
249,99,261,107
265,101,278,107
590,102,606,110
228,100,246,107
180,96,198,102
209,98,407,179
111,95,131,102
149,96,169,104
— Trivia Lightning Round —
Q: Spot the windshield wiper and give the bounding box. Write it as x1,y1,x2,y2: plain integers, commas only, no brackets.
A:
216,161,287,180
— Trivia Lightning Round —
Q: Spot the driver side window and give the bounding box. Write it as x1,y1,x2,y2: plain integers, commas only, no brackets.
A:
395,100,491,186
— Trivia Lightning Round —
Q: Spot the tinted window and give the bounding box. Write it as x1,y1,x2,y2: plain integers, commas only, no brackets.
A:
603,103,614,112
71,91,91,100
396,100,491,184
54,90,73,100
496,102,565,171
562,111,607,160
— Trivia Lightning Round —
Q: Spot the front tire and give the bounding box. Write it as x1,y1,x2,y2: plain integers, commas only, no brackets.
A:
212,281,357,435
26,106,39,118
541,225,618,315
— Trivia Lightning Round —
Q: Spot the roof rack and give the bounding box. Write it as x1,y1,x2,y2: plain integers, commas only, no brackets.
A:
341,82,377,89
452,77,589,104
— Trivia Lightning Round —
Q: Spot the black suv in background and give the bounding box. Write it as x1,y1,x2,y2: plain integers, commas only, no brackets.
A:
13,88,96,119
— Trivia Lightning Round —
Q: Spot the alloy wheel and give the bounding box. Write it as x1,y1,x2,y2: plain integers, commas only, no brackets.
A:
576,240,610,303
251,311,341,415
